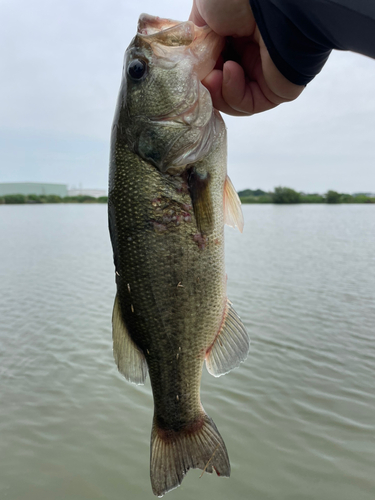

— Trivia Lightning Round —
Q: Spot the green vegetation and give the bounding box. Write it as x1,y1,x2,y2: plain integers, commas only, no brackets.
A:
272,187,301,204
238,194,273,204
326,190,341,204
238,189,267,197
300,193,324,203
239,187,375,204
1,189,374,206
63,195,97,203
1,194,27,204
237,188,272,204
0,194,108,205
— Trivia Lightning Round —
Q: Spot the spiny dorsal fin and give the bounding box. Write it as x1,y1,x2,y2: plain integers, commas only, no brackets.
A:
187,167,213,234
112,294,148,385
224,175,244,233
205,299,250,377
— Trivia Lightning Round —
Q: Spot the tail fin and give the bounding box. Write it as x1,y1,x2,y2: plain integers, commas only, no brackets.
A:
150,413,230,497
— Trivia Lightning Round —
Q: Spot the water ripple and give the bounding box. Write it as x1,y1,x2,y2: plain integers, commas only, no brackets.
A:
0,204,374,500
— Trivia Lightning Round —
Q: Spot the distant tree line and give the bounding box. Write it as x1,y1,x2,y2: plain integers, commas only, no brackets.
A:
238,188,375,204
1,189,374,206
0,194,108,204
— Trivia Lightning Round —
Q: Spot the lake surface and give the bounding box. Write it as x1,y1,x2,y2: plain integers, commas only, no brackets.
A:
0,204,374,500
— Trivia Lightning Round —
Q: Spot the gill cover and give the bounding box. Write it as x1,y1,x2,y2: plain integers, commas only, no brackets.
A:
117,14,225,172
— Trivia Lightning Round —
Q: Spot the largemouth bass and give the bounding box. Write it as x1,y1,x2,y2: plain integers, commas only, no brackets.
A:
108,13,250,497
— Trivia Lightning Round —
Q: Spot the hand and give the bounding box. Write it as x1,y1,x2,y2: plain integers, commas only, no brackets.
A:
189,0,304,116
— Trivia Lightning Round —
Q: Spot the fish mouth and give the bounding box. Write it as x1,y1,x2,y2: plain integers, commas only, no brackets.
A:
136,13,225,82
137,14,183,36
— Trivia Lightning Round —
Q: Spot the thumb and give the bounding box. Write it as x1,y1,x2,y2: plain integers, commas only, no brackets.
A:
189,1,207,27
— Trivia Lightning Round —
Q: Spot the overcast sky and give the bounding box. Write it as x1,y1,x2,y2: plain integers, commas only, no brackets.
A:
1,0,374,194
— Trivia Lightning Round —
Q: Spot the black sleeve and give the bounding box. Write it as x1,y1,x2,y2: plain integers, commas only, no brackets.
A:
249,0,375,85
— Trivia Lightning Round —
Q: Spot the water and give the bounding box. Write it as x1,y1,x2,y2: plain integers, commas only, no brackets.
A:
0,204,374,500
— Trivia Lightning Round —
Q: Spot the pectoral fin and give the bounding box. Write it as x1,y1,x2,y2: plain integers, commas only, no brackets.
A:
112,294,148,385
205,300,250,377
187,167,213,234
224,175,244,233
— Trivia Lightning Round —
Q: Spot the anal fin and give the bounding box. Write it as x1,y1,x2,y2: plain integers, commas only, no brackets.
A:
224,175,244,233
206,299,250,377
112,294,148,385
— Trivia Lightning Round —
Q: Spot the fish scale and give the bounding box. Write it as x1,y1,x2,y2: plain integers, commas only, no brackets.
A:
110,137,227,405
108,14,249,497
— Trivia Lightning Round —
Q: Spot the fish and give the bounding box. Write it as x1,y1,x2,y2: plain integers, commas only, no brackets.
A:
108,13,250,497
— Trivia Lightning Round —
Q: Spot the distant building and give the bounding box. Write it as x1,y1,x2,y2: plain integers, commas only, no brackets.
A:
0,182,68,197
67,189,107,198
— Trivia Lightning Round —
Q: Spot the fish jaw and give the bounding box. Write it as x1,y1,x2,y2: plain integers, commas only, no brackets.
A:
136,13,224,81
115,14,225,172
137,13,182,35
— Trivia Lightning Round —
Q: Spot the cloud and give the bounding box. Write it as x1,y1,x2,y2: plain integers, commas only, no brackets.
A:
226,50,375,193
0,0,374,192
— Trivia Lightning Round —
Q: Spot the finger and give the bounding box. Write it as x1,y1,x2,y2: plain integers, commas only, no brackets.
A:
191,0,255,37
202,69,251,116
189,1,206,26
214,53,224,71
222,60,278,114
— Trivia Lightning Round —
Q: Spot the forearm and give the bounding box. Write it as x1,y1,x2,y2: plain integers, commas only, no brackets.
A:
249,0,375,85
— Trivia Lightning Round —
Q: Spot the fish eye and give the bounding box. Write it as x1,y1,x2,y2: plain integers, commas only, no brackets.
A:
127,59,147,81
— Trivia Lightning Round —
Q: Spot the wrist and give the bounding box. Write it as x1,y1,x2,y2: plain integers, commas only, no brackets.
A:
254,27,305,101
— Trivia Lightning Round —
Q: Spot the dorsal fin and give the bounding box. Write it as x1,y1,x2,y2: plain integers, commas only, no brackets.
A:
224,175,244,233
